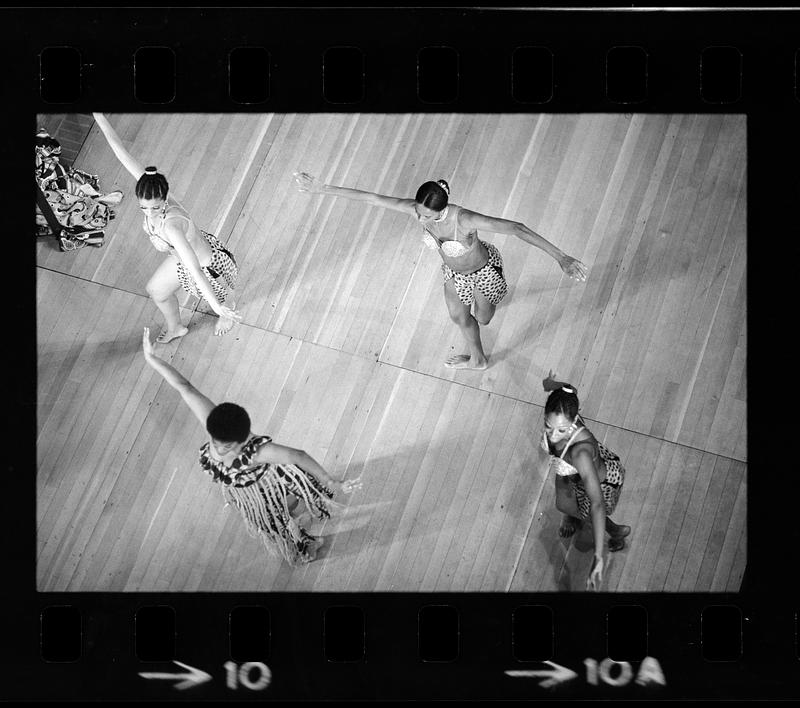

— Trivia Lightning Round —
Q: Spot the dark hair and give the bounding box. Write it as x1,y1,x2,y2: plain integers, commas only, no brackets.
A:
136,166,169,201
415,179,450,210
206,402,251,443
544,385,579,420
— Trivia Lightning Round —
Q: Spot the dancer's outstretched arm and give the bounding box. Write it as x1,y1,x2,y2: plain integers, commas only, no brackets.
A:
142,327,215,426
572,449,607,591
294,171,416,215
458,209,588,282
92,113,146,181
254,441,363,495
160,221,241,323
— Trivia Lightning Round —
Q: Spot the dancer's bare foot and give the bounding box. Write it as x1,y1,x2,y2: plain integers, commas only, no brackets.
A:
305,536,323,561
558,514,582,538
606,520,631,539
444,354,489,370
156,325,189,344
608,537,626,552
214,316,236,337
606,520,631,551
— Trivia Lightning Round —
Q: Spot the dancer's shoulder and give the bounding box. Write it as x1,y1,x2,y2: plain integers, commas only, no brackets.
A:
163,202,191,224
568,436,599,463
248,434,273,449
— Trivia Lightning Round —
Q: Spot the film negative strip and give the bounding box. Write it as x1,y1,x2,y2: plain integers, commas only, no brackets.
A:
4,5,800,701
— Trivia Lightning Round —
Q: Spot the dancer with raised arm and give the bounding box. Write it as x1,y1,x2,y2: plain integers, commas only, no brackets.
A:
94,113,241,342
294,172,587,370
540,371,630,591
141,327,362,564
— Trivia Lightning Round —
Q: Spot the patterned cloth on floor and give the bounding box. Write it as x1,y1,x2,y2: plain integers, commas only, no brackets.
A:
35,128,123,237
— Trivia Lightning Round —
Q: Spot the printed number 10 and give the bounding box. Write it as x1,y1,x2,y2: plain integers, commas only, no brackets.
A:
224,661,272,690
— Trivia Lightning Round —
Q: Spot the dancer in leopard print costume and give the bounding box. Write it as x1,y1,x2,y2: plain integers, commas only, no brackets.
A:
93,113,242,343
540,371,631,591
294,172,587,371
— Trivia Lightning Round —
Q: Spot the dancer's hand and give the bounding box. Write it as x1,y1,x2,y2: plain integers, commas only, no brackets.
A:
213,304,243,322
586,554,604,591
293,171,323,194
142,327,155,359
558,254,588,282
338,476,363,494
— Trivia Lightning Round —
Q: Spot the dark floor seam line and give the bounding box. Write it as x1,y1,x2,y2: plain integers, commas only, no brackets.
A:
376,357,747,465
37,270,746,465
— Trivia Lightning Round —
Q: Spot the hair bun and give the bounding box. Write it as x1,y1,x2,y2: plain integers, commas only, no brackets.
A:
144,166,158,175
436,179,450,195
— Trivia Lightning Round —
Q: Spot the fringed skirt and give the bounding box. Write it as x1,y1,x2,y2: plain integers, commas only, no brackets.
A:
220,463,338,565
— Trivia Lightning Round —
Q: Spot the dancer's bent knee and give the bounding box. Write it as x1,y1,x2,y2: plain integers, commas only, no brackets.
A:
147,286,175,303
449,311,473,327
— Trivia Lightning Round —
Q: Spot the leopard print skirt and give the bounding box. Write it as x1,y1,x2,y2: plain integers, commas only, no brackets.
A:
176,230,238,304
442,240,508,306
571,442,625,519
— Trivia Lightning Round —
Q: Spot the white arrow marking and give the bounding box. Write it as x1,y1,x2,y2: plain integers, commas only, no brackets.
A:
139,660,212,690
505,661,579,688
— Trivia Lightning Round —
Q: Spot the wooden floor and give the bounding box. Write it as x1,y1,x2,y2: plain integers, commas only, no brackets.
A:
36,113,746,592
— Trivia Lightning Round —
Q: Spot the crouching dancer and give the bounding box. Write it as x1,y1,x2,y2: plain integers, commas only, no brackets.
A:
540,371,630,590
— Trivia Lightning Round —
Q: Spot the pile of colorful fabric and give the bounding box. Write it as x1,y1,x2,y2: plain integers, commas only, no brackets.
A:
35,128,123,249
